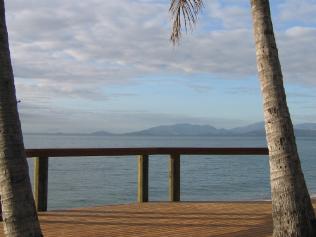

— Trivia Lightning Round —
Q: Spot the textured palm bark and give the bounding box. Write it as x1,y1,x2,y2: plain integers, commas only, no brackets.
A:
250,0,315,236
0,1,43,236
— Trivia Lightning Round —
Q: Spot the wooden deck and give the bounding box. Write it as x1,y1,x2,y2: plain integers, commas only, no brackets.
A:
2,201,269,237
1,201,315,236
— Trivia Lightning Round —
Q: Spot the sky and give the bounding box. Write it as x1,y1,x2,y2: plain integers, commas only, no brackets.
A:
4,0,316,133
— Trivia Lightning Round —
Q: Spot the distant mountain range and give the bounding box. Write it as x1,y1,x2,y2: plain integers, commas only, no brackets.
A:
122,122,316,137
29,122,316,137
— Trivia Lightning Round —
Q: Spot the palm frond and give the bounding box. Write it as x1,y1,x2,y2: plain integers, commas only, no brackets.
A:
169,0,204,44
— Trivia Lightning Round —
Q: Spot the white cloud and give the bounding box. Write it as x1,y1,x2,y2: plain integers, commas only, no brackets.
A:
278,0,316,24
3,0,316,132
5,0,316,91
205,0,251,29
278,27,316,85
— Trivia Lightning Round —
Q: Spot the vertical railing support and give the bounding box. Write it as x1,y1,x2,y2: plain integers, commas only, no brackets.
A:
0,196,2,221
169,154,180,202
34,156,49,211
137,155,149,203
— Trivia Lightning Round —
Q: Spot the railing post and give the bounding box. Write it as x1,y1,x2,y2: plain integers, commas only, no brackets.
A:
0,196,2,221
169,154,180,202
137,155,149,203
34,156,49,211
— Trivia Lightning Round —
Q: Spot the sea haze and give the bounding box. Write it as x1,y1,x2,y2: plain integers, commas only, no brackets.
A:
24,134,316,210
26,122,316,137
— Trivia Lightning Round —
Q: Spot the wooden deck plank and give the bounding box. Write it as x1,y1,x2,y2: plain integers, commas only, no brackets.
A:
0,201,315,236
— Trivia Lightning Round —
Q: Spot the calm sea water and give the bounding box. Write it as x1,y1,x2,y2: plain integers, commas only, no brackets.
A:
23,135,316,210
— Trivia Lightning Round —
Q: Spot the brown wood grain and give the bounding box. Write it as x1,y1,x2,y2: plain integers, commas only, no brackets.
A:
4,200,310,237
26,147,268,158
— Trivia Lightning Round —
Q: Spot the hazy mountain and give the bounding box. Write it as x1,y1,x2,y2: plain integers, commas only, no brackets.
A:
124,123,229,136
90,131,114,136
230,122,316,136
294,129,316,136
230,122,264,134
123,122,316,137
27,122,316,137
296,123,316,131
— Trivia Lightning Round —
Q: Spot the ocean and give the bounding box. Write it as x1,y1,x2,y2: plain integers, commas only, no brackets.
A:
23,134,316,210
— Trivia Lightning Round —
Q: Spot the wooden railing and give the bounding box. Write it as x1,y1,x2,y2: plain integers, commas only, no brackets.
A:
26,147,269,211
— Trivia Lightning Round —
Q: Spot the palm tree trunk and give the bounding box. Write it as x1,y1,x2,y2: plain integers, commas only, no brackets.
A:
0,1,43,236
250,0,315,236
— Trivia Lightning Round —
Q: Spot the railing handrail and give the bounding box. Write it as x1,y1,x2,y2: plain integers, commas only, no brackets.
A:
26,147,269,157
27,147,269,212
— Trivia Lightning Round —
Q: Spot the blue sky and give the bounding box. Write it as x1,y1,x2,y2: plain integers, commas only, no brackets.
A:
4,0,316,133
